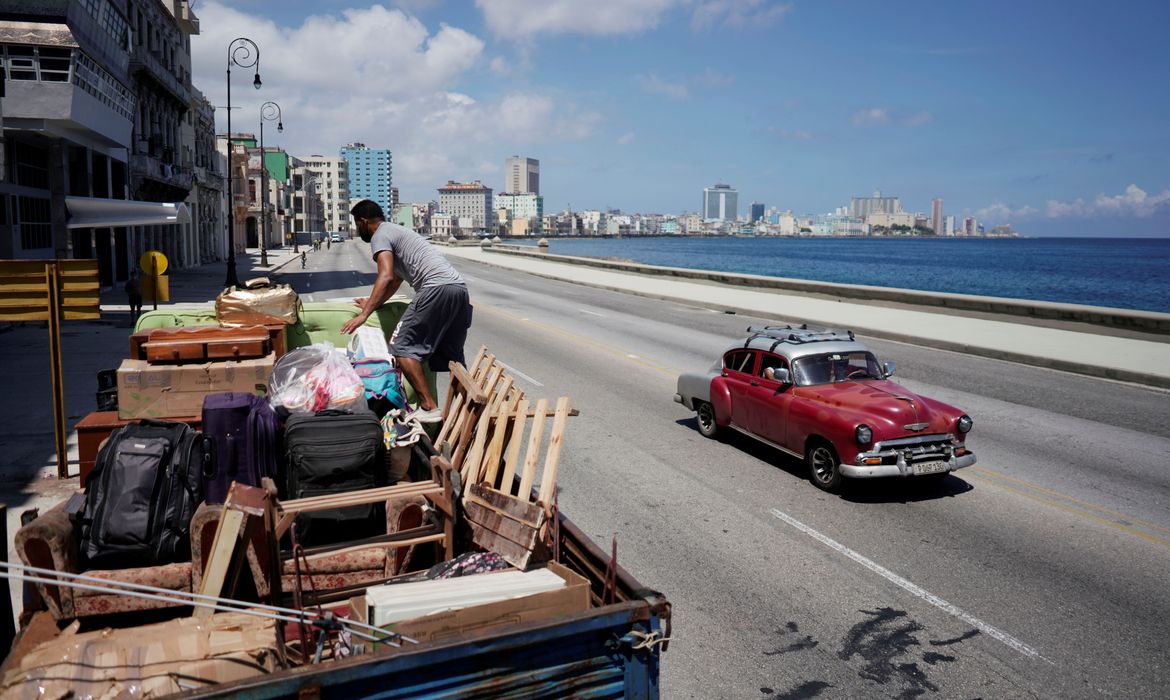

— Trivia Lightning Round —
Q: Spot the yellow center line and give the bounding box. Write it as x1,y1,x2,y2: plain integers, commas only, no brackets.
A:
473,299,683,378
968,466,1170,538
963,472,1170,549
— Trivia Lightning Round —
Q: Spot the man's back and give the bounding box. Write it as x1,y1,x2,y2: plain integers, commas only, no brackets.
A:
369,222,464,291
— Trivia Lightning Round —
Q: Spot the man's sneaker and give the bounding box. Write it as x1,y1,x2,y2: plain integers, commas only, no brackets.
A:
412,407,444,424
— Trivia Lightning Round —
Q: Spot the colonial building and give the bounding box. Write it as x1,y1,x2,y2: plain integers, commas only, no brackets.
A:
437,180,493,235
297,154,349,236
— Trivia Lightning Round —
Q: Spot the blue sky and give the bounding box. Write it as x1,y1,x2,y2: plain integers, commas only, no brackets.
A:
191,1,1170,236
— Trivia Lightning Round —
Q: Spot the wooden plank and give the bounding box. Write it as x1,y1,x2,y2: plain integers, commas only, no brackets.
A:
482,395,519,488
301,533,446,562
448,360,487,405
538,397,572,507
473,352,496,383
461,372,510,485
280,483,440,513
518,399,549,500
194,507,245,618
435,391,464,447
465,520,538,570
464,498,543,550
468,482,545,527
498,399,529,496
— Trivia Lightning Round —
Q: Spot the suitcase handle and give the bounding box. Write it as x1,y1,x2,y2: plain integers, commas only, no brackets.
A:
313,409,355,417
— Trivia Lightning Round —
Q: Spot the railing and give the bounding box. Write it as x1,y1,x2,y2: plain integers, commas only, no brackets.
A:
129,46,190,104
131,153,193,190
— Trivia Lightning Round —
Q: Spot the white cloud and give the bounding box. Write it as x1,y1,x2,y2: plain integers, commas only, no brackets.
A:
851,106,934,127
192,3,597,197
1045,184,1170,218
477,0,676,37
638,73,690,100
975,203,1037,220
691,0,793,32
617,131,635,145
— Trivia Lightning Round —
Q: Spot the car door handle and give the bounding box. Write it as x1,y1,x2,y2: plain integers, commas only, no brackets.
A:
750,380,760,386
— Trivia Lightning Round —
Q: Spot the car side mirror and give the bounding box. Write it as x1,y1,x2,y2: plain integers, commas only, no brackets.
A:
883,361,896,378
773,367,792,385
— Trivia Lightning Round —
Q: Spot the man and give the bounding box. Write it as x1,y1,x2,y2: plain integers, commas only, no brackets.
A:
124,270,143,323
340,199,472,423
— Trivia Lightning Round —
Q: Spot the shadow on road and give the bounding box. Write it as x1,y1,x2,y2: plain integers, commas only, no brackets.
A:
673,417,974,503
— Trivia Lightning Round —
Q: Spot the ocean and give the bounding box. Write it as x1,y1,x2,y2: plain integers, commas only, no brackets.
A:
518,237,1170,314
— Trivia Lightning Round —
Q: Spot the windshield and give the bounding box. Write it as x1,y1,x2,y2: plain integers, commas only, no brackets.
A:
792,352,883,386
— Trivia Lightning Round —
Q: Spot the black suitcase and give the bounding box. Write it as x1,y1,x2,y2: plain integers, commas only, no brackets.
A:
283,409,385,544
81,419,215,568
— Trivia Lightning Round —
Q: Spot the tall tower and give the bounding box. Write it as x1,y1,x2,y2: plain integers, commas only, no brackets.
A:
506,156,540,195
341,143,393,215
703,184,738,221
931,198,943,235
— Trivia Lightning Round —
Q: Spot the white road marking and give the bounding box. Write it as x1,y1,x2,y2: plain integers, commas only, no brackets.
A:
496,361,543,387
579,309,606,317
769,508,1051,663
627,354,639,359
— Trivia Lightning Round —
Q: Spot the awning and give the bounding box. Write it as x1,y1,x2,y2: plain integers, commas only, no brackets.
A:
65,197,191,229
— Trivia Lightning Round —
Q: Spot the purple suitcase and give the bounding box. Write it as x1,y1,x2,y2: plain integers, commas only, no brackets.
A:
201,392,282,504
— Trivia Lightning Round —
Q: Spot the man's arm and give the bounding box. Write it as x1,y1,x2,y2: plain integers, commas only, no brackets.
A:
341,251,401,334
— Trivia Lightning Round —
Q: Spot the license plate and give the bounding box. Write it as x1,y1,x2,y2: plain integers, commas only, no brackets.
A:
912,461,948,475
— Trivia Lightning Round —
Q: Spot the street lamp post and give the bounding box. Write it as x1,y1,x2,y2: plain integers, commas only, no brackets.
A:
224,37,261,288
259,101,282,268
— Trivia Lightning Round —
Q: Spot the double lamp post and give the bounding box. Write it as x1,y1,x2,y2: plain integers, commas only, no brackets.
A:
222,39,291,284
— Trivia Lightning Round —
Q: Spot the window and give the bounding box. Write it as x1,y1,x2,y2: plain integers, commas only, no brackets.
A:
723,350,755,375
793,352,882,386
17,196,52,250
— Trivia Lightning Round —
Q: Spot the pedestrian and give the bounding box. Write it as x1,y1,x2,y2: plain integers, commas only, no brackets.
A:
125,269,143,324
301,251,307,269
340,199,472,423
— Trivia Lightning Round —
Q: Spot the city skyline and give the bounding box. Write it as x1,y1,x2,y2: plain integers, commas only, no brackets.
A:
190,1,1170,237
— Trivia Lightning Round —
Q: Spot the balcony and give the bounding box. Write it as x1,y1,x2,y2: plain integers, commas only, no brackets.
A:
131,153,193,193
129,46,190,105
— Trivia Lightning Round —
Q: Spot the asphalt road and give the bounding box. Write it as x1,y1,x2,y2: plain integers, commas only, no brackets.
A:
296,241,1170,699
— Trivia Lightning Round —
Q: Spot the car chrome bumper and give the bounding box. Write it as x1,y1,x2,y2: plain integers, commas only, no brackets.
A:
841,451,976,478
673,393,684,405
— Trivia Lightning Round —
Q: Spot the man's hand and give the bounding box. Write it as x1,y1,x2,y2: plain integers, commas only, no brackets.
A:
353,297,366,308
340,313,369,335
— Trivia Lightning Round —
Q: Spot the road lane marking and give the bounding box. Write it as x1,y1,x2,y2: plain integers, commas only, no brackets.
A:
963,472,1170,549
769,507,1051,663
968,466,1170,538
496,361,543,387
474,302,681,378
579,309,606,317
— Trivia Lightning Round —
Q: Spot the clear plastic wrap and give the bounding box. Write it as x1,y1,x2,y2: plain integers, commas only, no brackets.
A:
269,342,369,414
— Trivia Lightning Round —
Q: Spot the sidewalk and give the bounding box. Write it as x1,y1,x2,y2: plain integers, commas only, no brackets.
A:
2,246,305,614
439,245,1170,389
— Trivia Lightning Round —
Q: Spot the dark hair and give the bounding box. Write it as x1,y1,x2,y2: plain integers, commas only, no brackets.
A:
350,199,385,221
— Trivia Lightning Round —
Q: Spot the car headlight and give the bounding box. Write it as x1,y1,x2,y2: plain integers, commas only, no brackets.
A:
957,415,973,434
855,424,873,445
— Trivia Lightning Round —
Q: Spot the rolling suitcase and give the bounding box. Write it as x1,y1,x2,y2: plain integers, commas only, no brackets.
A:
283,409,385,544
201,392,282,505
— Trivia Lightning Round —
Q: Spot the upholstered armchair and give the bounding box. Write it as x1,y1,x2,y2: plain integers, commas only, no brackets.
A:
15,501,221,620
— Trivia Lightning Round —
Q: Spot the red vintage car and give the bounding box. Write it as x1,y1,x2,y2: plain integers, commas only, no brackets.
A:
674,326,975,492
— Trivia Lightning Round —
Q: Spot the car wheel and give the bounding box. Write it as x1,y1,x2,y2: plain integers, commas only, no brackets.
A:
807,442,843,492
696,402,720,439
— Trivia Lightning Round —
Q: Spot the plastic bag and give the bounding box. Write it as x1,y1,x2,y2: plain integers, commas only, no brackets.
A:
269,342,369,415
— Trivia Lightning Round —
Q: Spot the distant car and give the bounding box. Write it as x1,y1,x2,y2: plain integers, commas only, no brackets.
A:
674,325,975,492
330,234,343,243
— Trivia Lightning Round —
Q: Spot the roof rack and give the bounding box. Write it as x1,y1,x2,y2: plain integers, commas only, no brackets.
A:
742,325,855,351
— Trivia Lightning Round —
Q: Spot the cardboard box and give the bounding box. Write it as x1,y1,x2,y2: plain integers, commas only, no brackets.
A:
117,353,274,419
0,612,280,698
349,562,590,646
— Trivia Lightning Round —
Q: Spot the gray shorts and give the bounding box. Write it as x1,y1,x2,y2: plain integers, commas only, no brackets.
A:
390,284,472,371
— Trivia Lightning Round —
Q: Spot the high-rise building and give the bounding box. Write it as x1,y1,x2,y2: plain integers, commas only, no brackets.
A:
505,156,540,195
931,198,943,235
298,155,350,236
438,180,493,234
341,142,393,215
963,216,977,236
703,184,738,221
850,190,903,219
750,202,765,222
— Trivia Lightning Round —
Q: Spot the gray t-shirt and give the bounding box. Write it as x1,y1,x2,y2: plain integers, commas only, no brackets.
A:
369,222,464,290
